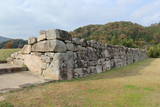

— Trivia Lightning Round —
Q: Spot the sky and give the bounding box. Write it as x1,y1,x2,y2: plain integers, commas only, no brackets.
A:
0,0,160,39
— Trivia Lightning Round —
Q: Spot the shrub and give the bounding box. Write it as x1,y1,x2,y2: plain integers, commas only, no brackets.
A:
148,44,160,58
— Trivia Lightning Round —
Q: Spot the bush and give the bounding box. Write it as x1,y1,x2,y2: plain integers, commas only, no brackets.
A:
148,44,160,58
120,38,137,48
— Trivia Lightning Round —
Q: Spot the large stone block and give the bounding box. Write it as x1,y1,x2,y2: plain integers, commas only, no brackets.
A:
21,45,31,54
23,54,45,75
28,37,37,45
43,54,63,80
37,33,47,41
40,30,46,35
46,29,71,40
32,40,67,52
43,52,74,80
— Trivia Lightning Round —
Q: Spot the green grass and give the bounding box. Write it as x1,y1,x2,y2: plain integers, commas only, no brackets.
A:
0,101,14,107
1,58,160,107
0,49,20,61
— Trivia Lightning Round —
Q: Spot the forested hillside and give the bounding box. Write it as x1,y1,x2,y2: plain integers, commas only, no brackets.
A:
0,36,11,43
0,39,27,49
70,21,160,48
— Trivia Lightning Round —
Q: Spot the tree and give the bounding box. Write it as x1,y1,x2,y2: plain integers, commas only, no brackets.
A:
5,41,14,48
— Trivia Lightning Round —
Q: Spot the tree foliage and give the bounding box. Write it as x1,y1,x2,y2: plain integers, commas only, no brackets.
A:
0,39,27,49
70,21,157,48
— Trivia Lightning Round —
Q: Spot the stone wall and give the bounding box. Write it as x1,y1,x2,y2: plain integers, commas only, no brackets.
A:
8,29,148,80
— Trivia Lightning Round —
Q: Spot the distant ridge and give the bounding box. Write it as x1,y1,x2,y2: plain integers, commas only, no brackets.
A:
0,35,11,43
0,39,27,49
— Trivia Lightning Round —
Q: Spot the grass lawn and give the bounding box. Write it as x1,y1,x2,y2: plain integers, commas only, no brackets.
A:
0,49,20,62
1,58,160,107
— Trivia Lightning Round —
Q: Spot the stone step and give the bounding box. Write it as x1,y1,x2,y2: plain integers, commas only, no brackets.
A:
0,64,28,74
0,71,48,93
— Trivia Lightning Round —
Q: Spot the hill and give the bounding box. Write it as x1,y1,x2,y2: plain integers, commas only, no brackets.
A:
70,21,157,48
146,23,160,44
0,36,11,43
0,39,27,49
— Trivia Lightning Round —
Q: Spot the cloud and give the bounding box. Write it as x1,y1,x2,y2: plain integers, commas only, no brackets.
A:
0,0,159,39
130,0,160,25
116,0,137,6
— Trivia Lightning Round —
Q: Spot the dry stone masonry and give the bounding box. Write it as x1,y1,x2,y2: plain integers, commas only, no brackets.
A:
8,29,148,80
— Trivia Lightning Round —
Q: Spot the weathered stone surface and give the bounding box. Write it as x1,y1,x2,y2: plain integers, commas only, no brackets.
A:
10,59,24,66
40,30,46,35
97,58,105,65
66,42,75,51
10,52,18,58
88,61,97,66
87,47,97,61
32,40,66,52
23,54,44,75
102,60,111,71
65,40,72,43
74,68,83,78
102,49,110,58
96,65,103,73
43,52,74,80
37,33,47,41
88,66,97,74
80,39,87,47
72,38,81,45
41,55,51,63
31,52,43,56
65,51,74,80
46,29,71,40
44,53,55,58
77,45,86,51
28,37,37,45
21,45,31,54
43,54,62,80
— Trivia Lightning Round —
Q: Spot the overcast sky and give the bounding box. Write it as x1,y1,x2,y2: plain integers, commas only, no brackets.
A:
0,0,160,39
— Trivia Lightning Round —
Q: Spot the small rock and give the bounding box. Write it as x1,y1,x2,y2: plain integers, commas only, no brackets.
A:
0,96,5,101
